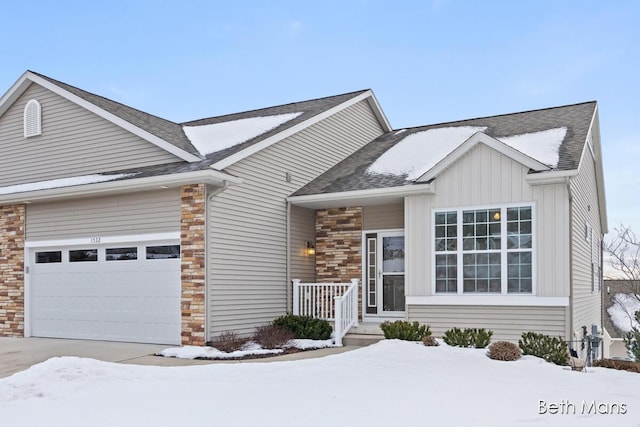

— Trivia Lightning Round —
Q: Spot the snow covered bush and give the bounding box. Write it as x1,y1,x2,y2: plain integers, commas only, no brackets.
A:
518,332,568,366
253,324,294,349
487,341,521,361
380,320,431,341
272,314,332,340
209,331,249,353
443,327,493,348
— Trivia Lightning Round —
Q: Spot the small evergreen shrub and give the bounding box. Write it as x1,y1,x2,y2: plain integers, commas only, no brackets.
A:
379,320,431,341
623,311,640,361
487,341,521,361
422,335,439,347
253,324,295,349
272,314,332,340
210,330,249,353
518,331,568,366
593,358,640,373
443,327,493,348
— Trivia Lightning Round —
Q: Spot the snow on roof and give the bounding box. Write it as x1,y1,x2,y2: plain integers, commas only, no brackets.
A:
498,127,567,168
0,173,135,195
368,125,567,181
183,112,303,156
367,126,487,180
607,293,640,333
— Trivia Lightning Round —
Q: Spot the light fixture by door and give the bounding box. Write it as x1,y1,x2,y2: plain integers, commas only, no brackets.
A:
306,241,315,256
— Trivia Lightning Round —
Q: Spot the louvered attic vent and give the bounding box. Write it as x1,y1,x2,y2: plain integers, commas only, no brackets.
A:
24,99,42,137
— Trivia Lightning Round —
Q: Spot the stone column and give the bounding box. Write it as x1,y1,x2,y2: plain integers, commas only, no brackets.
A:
0,204,25,337
180,184,206,346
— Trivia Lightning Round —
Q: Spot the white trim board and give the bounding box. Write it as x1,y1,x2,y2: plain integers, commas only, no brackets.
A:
25,232,181,248
406,296,569,307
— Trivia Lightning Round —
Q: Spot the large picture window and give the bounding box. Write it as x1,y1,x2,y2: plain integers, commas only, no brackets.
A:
434,205,533,294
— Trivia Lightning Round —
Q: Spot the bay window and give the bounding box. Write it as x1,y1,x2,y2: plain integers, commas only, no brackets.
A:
434,205,533,294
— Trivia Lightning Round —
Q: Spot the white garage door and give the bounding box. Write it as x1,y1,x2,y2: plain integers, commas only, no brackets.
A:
29,241,181,345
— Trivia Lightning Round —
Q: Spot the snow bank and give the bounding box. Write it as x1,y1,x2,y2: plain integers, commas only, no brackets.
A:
184,112,303,156
1,340,638,426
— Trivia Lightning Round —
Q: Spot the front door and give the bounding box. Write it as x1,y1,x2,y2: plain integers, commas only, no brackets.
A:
365,231,405,316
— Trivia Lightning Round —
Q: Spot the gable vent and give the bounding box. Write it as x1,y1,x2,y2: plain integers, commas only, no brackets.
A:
24,99,42,137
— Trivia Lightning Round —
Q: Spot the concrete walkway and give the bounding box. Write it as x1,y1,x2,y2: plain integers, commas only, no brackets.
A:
0,337,359,378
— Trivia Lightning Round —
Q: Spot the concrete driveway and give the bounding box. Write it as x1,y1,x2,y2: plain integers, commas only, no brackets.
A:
0,337,357,378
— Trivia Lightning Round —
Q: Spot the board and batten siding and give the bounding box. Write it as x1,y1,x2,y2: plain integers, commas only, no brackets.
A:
569,137,603,339
26,189,180,240
405,143,571,300
0,83,181,187
362,203,404,230
207,99,384,336
408,305,566,342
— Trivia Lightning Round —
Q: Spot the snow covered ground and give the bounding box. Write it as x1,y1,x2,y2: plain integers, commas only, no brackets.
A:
0,340,637,426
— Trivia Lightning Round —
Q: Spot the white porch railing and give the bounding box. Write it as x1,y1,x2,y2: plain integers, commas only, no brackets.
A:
292,279,359,346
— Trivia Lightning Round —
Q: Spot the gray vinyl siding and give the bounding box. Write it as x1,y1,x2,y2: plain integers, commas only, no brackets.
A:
208,100,384,336
363,203,404,230
0,83,181,187
406,143,570,298
26,189,180,240
569,138,603,339
290,205,316,283
408,305,566,342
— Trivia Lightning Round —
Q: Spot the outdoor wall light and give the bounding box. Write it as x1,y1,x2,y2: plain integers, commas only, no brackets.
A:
306,241,316,256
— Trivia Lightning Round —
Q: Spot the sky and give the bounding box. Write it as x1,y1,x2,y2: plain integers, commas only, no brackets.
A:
0,0,638,243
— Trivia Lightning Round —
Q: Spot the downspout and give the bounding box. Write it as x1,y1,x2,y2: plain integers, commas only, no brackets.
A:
566,176,574,342
286,200,292,313
206,181,229,342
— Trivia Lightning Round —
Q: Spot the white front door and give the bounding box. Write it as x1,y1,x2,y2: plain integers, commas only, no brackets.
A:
364,231,405,317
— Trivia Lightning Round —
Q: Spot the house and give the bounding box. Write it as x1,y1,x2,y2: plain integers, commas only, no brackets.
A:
602,279,639,359
289,99,607,350
0,70,607,350
0,70,390,345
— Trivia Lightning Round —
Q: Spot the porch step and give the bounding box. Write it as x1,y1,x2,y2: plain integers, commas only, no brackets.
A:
348,323,384,335
342,333,385,347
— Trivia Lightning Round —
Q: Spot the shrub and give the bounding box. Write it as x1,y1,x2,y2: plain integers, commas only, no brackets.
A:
210,330,249,353
443,327,493,348
272,314,332,340
518,331,568,366
487,341,521,361
379,320,431,341
623,311,640,361
593,358,640,373
422,335,439,347
253,324,295,349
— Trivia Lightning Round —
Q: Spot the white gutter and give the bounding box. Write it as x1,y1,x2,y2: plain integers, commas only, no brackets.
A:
525,169,578,185
0,168,242,204
287,183,433,208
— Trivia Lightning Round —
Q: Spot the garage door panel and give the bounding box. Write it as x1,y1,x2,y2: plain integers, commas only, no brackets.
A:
30,241,181,345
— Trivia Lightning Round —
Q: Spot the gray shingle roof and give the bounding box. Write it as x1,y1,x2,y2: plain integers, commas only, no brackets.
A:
31,71,369,164
293,101,597,196
603,280,640,339
181,90,369,162
31,71,201,157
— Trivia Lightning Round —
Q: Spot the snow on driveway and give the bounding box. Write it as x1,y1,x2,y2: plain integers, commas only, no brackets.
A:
0,340,637,426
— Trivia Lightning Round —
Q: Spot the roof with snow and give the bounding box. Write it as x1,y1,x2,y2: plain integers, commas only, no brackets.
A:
293,101,596,196
26,71,370,163
603,280,640,339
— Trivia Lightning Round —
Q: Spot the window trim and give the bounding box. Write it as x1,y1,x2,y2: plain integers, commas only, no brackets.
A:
432,202,536,296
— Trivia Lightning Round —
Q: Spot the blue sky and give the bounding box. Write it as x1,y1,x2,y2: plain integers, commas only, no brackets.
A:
1,0,638,238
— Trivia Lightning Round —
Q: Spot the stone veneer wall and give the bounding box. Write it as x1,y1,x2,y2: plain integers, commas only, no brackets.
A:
180,184,206,346
315,207,363,317
0,205,25,337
